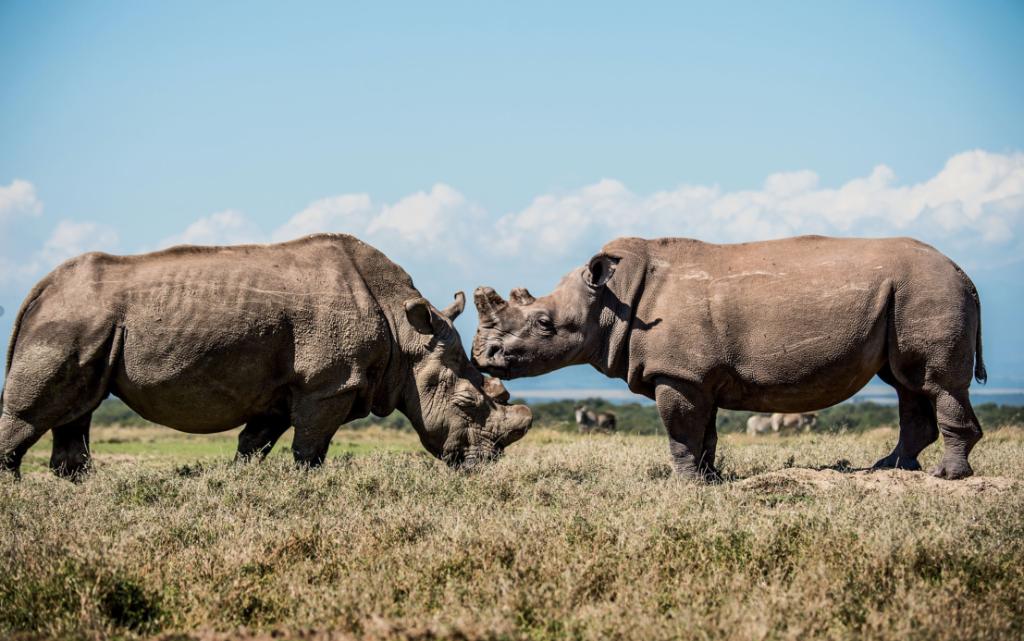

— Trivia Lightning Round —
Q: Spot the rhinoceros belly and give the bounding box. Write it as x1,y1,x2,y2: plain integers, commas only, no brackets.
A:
640,255,894,412
112,315,296,433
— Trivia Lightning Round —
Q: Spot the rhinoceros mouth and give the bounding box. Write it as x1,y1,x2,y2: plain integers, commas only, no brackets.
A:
473,355,519,380
450,443,504,471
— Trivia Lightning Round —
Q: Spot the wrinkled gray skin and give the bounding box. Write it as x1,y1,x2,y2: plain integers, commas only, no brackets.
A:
574,405,616,433
0,234,531,479
473,236,985,481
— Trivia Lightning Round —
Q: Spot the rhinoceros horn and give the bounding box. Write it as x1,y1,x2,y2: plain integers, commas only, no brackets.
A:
482,376,511,404
509,287,535,306
441,291,465,321
473,287,508,327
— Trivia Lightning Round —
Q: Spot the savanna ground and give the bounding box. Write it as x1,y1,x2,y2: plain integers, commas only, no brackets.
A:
1,423,1023,641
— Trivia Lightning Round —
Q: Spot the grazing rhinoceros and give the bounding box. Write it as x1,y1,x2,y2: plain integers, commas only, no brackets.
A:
1,234,531,479
574,405,617,433
745,414,773,435
472,236,985,481
771,412,818,433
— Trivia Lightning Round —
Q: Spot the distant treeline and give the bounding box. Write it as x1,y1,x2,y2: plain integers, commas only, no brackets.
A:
88,396,1024,434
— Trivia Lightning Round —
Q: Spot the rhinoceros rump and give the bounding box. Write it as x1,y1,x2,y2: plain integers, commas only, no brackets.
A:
473,236,985,480
0,234,531,478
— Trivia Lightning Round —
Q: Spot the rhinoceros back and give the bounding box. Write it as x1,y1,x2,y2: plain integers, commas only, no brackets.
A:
6,234,410,432
601,235,980,411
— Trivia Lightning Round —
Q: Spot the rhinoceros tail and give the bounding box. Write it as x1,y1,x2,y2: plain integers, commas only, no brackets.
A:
968,279,987,385
974,299,987,385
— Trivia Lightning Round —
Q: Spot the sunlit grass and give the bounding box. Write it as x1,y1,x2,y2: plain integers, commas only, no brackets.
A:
2,426,1022,641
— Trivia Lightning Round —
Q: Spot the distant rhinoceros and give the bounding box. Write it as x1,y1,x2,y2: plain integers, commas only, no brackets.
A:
745,415,773,435
1,234,532,479
771,412,818,433
574,405,617,433
472,236,985,480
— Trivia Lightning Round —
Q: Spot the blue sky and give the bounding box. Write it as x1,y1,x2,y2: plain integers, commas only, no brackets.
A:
2,1,1023,394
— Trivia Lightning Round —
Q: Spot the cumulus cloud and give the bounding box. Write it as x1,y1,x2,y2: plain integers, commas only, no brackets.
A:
37,220,120,265
494,150,1024,261
159,210,263,248
0,179,43,222
1,220,119,285
367,184,472,243
6,149,1022,294
271,194,373,242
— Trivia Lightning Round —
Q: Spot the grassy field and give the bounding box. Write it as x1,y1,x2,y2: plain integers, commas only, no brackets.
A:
1,425,1022,641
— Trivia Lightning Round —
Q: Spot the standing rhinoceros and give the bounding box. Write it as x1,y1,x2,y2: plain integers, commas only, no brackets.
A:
472,235,985,480
574,405,617,434
0,233,531,478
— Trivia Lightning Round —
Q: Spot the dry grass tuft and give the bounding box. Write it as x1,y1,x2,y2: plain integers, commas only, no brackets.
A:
2,427,1023,641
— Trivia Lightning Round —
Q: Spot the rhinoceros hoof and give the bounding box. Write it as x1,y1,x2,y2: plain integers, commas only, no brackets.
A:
872,453,921,471
930,460,974,480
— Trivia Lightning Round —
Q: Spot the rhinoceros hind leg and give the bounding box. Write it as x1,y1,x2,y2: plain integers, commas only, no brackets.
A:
236,413,291,462
49,413,92,481
654,378,716,482
290,393,354,467
930,389,981,480
872,372,937,471
0,413,50,478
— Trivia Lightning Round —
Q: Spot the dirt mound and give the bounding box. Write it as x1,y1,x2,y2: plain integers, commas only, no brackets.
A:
736,467,1019,497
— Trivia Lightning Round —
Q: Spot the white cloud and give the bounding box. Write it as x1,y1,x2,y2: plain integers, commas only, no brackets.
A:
38,220,119,265
0,179,43,222
493,150,1024,261
1,219,119,285
272,193,372,242
159,210,263,247
6,149,1023,296
367,183,474,243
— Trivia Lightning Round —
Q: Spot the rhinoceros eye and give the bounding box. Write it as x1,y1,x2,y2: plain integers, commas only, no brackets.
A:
532,314,555,336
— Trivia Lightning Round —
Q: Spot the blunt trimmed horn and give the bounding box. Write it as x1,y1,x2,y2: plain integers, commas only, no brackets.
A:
442,291,466,321
509,287,536,306
482,376,511,404
473,287,508,324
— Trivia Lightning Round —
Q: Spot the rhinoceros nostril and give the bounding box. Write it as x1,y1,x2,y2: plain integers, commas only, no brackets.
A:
485,344,502,361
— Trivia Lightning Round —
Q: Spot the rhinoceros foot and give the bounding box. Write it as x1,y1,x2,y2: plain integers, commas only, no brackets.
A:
871,452,922,471
930,458,974,480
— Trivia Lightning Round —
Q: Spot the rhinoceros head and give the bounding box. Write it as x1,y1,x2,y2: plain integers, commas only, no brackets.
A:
401,292,533,468
471,253,617,379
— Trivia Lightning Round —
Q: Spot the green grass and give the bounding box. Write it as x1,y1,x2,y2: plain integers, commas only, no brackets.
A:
2,426,1023,641
19,425,422,475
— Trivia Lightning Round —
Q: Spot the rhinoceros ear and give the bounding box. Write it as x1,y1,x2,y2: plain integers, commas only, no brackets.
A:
404,298,437,335
509,287,535,306
584,253,618,289
442,291,465,321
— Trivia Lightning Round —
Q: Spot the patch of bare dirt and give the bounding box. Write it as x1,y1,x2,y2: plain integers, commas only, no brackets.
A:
736,467,1019,497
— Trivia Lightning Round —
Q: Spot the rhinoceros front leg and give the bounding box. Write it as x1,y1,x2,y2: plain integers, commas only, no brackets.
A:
872,384,937,471
654,377,718,481
290,392,356,467
50,413,93,481
236,413,291,462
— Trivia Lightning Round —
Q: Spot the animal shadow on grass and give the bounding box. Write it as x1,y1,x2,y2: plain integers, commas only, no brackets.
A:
719,457,869,484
